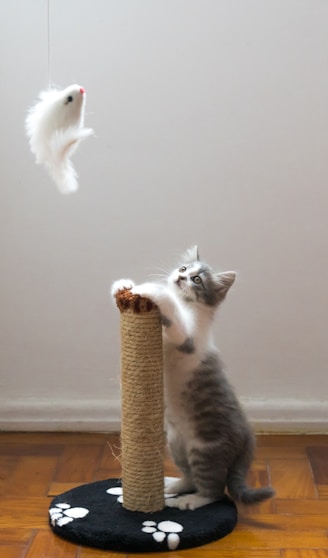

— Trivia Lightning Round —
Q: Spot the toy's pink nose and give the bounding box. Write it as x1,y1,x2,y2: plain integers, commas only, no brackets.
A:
80,87,85,94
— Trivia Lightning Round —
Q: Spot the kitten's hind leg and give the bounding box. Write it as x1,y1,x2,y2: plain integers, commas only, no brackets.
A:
165,493,216,510
165,476,195,495
166,427,195,494
165,444,226,510
168,445,226,509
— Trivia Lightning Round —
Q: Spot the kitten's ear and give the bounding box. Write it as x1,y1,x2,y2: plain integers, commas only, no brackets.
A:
183,245,200,262
216,271,236,295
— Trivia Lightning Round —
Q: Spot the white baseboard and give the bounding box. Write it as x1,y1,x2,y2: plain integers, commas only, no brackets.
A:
241,397,328,433
0,397,327,433
0,398,121,432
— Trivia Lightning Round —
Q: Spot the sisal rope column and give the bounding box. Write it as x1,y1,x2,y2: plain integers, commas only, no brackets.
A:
115,288,165,513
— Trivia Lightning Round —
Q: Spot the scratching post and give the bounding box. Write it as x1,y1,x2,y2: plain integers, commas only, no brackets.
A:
48,285,237,553
116,289,164,512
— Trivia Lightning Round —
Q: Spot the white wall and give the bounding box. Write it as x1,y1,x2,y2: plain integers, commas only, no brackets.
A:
1,0,327,431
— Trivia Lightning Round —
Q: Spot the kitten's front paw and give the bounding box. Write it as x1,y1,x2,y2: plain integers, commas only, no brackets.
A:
131,282,164,301
110,279,135,298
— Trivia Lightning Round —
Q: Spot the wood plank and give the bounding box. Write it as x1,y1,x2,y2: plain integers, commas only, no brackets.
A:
0,444,62,457
282,551,328,558
209,528,328,550
164,461,180,477
269,459,317,499
248,460,270,479
48,482,83,497
3,456,57,497
317,485,328,499
275,499,328,515
0,547,25,558
0,529,33,544
238,513,328,531
256,435,328,447
238,499,275,515
201,552,280,558
141,551,281,558
94,437,122,479
306,447,328,484
79,550,127,558
0,433,113,445
54,444,103,483
98,434,121,467
0,498,50,529
94,469,121,481
0,457,17,494
25,530,78,558
81,551,282,558
203,552,281,558
255,445,307,459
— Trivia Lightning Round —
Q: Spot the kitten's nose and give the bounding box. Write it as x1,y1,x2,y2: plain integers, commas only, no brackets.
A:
177,275,186,285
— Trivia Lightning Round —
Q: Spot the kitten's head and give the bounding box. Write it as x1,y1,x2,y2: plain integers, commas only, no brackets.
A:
168,246,236,307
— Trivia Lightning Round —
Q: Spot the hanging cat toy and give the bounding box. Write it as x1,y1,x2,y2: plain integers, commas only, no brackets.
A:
25,1,94,194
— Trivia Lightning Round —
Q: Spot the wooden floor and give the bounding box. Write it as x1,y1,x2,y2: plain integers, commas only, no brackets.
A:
0,433,327,558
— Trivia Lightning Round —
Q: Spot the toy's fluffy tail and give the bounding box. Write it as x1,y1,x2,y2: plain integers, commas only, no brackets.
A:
46,127,93,194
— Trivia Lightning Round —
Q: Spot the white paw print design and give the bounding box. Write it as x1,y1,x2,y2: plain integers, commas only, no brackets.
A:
142,520,183,550
106,486,123,502
49,503,89,527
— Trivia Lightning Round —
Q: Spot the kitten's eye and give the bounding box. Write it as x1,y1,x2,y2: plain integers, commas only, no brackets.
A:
192,276,202,284
66,95,73,103
179,266,187,273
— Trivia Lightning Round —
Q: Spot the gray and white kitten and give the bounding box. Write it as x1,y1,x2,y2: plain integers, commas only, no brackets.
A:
111,246,275,510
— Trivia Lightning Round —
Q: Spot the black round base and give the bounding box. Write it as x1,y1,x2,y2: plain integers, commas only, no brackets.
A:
49,478,237,552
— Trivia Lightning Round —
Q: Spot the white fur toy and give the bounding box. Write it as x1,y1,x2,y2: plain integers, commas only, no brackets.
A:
26,84,93,194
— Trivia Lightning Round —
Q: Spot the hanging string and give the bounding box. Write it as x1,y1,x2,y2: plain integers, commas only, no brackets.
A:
46,0,51,87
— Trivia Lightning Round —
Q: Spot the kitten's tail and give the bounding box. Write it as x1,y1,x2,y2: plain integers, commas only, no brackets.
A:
227,470,275,505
